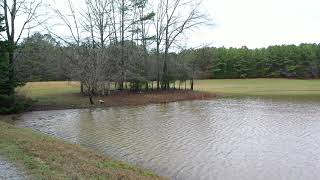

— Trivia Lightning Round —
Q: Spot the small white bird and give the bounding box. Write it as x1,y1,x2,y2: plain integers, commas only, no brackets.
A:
98,100,105,104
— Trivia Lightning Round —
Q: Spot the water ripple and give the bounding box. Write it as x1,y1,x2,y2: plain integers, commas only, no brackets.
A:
15,98,320,180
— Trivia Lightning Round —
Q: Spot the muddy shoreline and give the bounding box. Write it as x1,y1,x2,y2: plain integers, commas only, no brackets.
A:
29,90,217,111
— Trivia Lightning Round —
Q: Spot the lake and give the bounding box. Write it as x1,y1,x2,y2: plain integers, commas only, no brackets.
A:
15,98,320,180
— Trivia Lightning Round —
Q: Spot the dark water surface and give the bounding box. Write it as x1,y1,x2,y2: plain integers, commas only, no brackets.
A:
15,98,320,180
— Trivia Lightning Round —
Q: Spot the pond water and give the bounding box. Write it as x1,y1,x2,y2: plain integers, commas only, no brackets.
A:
15,98,320,180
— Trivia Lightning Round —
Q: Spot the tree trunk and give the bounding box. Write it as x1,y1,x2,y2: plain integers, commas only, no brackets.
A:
88,89,94,105
162,46,169,89
80,81,84,94
191,79,194,90
107,81,111,95
162,0,169,90
89,95,94,105
156,16,161,90
191,61,195,91
119,0,125,90
156,50,160,89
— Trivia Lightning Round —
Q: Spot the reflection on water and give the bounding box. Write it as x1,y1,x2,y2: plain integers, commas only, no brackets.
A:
15,98,320,180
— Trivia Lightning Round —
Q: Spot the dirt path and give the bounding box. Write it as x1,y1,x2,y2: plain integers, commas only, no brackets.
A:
0,156,28,180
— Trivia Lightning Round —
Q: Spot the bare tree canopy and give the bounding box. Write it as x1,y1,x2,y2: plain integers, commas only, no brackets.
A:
0,0,44,44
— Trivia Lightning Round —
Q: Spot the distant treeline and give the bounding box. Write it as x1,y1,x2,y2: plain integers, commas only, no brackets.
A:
187,44,320,79
15,34,320,82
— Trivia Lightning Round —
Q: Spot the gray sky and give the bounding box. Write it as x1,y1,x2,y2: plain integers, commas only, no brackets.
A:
188,0,320,48
8,0,319,49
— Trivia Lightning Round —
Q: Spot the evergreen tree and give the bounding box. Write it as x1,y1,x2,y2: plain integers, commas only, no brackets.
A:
0,15,29,114
0,15,10,95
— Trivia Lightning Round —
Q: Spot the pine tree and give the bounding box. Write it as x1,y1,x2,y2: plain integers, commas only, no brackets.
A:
0,15,10,96
0,15,28,114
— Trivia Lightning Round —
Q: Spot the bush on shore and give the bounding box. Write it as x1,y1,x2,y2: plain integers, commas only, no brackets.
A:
0,95,33,114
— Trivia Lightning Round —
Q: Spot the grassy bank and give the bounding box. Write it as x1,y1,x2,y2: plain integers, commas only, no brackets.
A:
195,79,320,100
0,119,165,180
17,81,216,110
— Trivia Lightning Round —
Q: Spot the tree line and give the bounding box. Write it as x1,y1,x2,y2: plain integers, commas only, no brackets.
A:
16,33,320,85
186,44,320,79
15,32,198,88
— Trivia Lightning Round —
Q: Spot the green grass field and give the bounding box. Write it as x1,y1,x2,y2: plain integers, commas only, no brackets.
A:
18,81,88,108
18,79,320,106
194,79,320,100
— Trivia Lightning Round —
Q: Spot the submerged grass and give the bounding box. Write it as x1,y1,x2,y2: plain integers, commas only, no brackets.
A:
0,119,166,180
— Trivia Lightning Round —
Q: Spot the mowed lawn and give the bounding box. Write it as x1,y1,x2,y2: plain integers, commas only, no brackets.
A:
195,79,320,100
18,81,88,108
17,79,320,107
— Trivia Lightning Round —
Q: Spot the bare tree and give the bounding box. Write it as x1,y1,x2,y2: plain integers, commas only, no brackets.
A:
81,0,113,48
153,0,166,89
48,0,118,104
48,0,81,46
66,46,111,104
160,0,207,89
48,0,97,102
118,0,127,90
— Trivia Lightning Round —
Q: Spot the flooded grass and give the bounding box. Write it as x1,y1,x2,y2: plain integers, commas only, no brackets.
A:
0,120,166,180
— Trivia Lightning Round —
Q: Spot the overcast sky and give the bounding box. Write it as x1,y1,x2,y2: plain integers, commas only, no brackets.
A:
188,0,320,49
12,0,320,49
